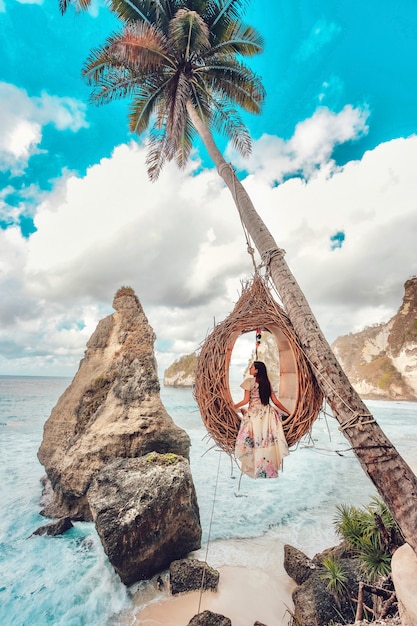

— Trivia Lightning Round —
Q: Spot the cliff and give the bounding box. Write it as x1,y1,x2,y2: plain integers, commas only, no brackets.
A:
164,352,198,387
332,278,417,401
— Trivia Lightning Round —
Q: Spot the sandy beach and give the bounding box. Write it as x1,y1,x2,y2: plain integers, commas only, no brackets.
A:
128,534,297,625
134,564,295,625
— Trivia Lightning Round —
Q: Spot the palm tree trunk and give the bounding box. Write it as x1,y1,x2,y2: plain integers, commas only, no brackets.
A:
187,101,417,551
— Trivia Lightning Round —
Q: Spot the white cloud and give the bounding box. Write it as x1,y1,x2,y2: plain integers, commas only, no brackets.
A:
242,135,417,339
1,109,417,376
0,82,88,174
229,105,369,183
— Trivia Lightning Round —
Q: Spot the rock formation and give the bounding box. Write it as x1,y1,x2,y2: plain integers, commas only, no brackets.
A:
285,541,401,626
37,287,201,584
284,543,367,626
187,611,231,626
332,277,417,401
169,558,219,595
31,517,73,537
88,453,201,585
38,286,191,520
164,352,198,387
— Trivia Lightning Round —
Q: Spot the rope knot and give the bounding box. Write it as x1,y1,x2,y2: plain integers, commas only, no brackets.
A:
339,412,376,432
261,247,286,267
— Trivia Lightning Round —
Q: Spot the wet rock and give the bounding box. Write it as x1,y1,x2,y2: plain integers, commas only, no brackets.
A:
32,517,73,537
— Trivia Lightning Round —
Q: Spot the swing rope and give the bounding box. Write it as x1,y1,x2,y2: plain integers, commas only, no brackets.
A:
197,450,222,615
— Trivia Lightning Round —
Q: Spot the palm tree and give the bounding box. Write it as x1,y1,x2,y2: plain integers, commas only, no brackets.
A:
63,0,417,551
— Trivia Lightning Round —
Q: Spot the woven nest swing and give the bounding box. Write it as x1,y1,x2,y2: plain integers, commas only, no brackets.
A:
194,274,323,454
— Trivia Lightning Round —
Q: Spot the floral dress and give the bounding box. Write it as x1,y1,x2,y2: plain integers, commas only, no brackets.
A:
235,377,289,479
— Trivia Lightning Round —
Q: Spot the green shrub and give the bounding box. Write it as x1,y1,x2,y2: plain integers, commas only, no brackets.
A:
320,556,348,599
333,497,402,582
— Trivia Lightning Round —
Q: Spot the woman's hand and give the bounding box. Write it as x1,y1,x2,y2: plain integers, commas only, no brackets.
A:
234,389,250,410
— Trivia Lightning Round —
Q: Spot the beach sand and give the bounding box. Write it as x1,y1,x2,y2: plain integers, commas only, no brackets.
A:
134,564,295,625
128,535,296,625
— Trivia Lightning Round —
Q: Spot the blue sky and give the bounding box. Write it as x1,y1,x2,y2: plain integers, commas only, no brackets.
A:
1,0,417,376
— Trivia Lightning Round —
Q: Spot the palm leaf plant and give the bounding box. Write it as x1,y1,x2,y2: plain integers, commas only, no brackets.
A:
333,498,403,582
321,555,349,601
59,0,417,551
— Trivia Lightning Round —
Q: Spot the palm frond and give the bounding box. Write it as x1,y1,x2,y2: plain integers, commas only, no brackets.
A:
209,21,264,57
189,81,212,124
82,44,144,104
108,0,153,24
89,70,140,106
109,22,174,71
208,0,251,45
165,71,190,147
210,0,250,28
128,88,159,135
169,8,210,58
82,23,177,112
174,114,195,169
108,0,182,28
146,125,169,181
59,0,91,15
210,100,252,156
197,57,265,112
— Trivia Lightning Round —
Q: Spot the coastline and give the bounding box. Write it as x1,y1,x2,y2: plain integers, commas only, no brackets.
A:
121,534,296,625
131,563,295,625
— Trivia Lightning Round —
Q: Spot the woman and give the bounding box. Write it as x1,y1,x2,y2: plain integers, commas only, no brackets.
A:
234,361,290,479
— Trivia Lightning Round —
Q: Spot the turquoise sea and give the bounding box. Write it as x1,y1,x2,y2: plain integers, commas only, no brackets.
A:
0,375,416,625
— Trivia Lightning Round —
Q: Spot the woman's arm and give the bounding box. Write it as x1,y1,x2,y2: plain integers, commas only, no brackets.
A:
270,391,290,414
234,389,250,410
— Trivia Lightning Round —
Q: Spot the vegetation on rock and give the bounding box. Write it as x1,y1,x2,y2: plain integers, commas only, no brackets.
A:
145,452,181,465
333,497,403,582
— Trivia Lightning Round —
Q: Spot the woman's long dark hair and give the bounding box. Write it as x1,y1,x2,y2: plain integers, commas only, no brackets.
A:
254,361,271,405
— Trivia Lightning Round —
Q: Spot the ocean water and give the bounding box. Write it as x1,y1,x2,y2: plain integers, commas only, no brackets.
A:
0,375,416,626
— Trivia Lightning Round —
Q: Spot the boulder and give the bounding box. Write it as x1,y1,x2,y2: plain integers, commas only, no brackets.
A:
31,517,73,537
169,558,219,595
284,543,316,584
285,544,362,626
187,611,231,626
37,287,191,521
87,453,201,586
